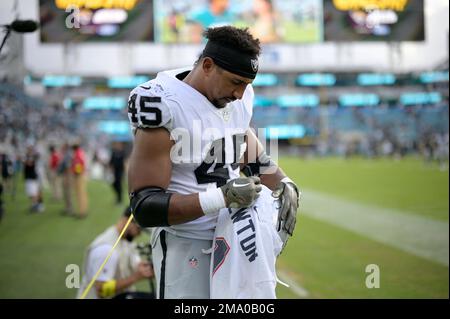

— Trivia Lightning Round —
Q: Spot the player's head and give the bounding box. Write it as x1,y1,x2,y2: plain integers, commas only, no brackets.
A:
195,26,261,108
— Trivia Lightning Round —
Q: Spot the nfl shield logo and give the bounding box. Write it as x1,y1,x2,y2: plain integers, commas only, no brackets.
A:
251,59,259,72
221,109,230,122
189,257,199,268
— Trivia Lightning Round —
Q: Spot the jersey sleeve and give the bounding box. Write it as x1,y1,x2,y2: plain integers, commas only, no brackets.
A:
127,85,173,132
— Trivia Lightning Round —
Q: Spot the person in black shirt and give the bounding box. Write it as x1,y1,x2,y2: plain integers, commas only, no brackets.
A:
23,146,44,213
0,147,10,221
109,142,126,205
1,150,13,197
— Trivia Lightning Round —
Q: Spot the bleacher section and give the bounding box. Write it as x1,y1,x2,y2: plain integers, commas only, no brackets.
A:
11,69,449,156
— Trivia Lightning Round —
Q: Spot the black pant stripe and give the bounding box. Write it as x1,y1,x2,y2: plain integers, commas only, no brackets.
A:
159,230,167,299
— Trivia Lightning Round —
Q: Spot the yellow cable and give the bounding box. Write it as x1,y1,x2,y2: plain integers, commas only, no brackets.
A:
79,214,134,299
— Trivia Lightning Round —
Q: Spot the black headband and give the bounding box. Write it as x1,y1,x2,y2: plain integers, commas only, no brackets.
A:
202,41,259,79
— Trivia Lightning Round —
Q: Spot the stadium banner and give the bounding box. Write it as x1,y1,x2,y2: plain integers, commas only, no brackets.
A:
323,0,425,41
39,0,154,42
153,0,323,43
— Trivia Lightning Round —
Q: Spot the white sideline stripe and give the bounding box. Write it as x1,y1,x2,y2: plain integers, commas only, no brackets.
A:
300,189,449,266
277,270,310,298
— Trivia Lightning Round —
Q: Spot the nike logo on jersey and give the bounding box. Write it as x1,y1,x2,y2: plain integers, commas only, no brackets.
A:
139,85,151,90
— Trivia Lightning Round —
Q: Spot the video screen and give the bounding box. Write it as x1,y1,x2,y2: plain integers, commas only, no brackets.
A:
39,0,154,42
38,0,425,43
153,0,323,43
324,0,425,41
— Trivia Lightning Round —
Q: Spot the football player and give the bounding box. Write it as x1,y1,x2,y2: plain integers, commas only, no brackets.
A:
127,26,300,299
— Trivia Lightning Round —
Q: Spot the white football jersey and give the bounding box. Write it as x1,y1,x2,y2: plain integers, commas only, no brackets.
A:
128,67,254,240
210,186,283,299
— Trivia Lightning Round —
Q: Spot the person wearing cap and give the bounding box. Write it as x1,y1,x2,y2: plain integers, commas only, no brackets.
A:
77,207,154,299
126,26,300,299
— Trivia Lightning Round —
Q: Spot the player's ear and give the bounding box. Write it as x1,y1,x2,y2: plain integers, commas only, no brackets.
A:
202,57,215,76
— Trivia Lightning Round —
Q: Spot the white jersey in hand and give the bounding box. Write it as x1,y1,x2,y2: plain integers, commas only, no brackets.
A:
128,68,254,240
210,186,283,299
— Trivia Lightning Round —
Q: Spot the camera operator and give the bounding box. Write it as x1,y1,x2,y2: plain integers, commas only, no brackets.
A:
77,207,154,299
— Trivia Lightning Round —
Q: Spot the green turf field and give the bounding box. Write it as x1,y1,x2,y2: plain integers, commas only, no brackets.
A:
0,156,448,298
277,156,449,298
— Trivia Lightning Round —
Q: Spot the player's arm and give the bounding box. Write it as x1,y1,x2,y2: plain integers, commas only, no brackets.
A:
128,127,205,225
241,128,287,190
241,128,300,236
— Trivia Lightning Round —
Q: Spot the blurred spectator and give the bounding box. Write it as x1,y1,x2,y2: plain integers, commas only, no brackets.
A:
380,139,394,157
420,131,436,164
58,143,73,216
23,145,44,213
96,146,111,180
0,145,13,197
47,145,62,200
90,153,104,180
0,182,3,223
434,132,449,170
109,142,126,205
10,138,23,200
71,142,88,219
77,207,154,299
0,144,5,222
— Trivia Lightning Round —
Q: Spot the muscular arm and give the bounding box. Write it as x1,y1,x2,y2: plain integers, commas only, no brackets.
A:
128,128,204,225
241,128,286,190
